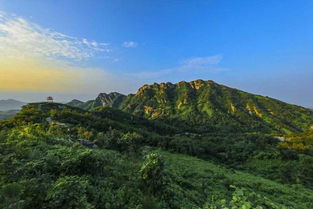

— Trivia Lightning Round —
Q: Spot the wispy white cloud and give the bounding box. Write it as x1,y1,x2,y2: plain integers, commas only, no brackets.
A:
122,41,138,48
176,55,225,73
129,69,171,78
129,55,227,78
0,12,139,94
181,55,222,69
0,12,110,60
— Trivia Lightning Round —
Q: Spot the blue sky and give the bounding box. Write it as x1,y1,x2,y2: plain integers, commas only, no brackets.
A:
0,0,312,106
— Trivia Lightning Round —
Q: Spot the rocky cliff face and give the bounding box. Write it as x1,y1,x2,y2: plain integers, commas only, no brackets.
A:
95,92,126,107
67,92,126,110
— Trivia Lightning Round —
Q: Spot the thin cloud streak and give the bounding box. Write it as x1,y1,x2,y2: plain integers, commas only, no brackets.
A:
128,55,228,79
122,41,138,48
182,55,223,67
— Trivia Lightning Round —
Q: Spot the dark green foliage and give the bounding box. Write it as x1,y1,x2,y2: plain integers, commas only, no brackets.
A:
0,125,145,209
46,176,93,209
0,183,24,209
204,186,281,209
140,152,165,194
1,125,313,209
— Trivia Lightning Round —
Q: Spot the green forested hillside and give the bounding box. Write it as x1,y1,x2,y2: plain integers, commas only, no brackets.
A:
119,80,313,134
1,102,313,208
76,80,313,134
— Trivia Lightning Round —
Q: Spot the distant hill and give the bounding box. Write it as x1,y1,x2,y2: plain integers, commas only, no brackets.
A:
0,99,25,111
66,99,84,107
67,92,126,110
0,109,19,120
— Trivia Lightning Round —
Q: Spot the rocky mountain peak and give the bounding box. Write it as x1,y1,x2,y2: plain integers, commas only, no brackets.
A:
95,92,126,107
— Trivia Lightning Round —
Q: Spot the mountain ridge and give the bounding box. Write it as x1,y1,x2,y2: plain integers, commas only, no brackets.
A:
68,79,313,134
67,92,126,110
0,99,26,111
119,80,313,134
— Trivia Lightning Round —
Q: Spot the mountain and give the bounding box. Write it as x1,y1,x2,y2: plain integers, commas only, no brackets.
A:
95,92,126,107
72,80,313,134
0,99,25,111
116,80,313,134
69,92,126,110
66,99,85,107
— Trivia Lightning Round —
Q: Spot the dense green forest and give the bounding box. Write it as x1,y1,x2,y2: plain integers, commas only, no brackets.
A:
1,96,313,208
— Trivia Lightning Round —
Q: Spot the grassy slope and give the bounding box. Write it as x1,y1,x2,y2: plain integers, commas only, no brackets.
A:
161,150,313,208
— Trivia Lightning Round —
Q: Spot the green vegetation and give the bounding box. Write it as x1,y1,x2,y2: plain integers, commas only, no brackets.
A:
1,80,313,208
1,123,313,209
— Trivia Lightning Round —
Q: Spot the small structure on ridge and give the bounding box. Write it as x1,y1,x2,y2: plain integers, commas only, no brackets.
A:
47,96,54,103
